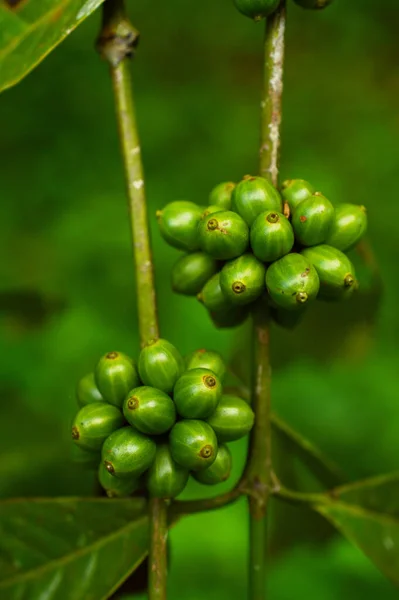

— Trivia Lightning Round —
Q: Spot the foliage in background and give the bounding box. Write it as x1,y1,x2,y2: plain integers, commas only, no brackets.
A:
0,0,398,597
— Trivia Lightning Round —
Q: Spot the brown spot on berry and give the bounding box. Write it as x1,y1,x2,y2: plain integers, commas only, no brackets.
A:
127,397,139,410
104,461,115,475
72,426,79,440
204,375,216,388
200,445,213,459
207,219,219,231
299,216,307,223
106,351,119,359
232,281,246,294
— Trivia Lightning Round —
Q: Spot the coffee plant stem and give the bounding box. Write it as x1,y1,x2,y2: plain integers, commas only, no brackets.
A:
172,485,243,516
247,4,286,598
98,2,166,598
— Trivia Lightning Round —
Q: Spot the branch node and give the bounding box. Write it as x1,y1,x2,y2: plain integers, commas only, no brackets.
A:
97,1,140,66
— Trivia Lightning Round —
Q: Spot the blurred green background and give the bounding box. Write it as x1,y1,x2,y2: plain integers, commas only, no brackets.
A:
0,0,398,597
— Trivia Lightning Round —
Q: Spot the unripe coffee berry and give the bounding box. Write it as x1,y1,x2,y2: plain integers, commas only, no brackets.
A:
234,0,280,20
301,244,357,300
193,444,232,485
173,368,222,419
250,211,294,262
294,0,333,9
266,253,320,310
220,254,265,306
71,403,124,452
98,463,141,498
102,426,156,479
209,306,249,329
201,205,224,219
198,211,249,260
123,386,176,435
146,444,189,499
156,201,203,251
325,203,367,252
291,193,335,246
95,352,140,408
231,176,282,226
185,349,226,381
171,252,219,296
209,182,236,210
198,273,232,311
138,338,184,394
205,395,254,442
169,420,218,471
76,372,104,407
281,179,315,211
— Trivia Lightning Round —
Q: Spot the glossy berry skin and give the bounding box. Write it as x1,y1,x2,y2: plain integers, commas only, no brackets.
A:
281,179,315,211
250,211,294,262
231,176,282,226
293,0,333,9
234,0,280,20
123,386,176,435
138,338,185,394
71,403,124,452
209,182,236,210
185,349,226,382
220,254,265,306
169,420,218,471
95,352,140,408
198,273,232,311
171,252,219,296
292,193,335,247
146,444,189,499
301,245,357,300
206,395,254,442
193,444,232,485
209,306,249,329
174,368,222,419
71,444,99,469
98,463,141,498
156,201,203,252
201,205,224,219
325,203,367,252
76,373,104,407
102,426,156,479
198,211,249,260
266,253,320,310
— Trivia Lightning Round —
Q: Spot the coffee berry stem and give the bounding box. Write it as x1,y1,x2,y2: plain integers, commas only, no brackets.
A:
97,2,166,599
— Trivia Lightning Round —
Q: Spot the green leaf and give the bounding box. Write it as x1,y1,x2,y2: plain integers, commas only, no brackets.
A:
0,0,106,93
315,473,399,585
0,497,148,599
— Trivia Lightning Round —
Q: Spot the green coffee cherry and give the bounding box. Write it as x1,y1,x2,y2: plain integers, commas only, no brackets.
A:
209,306,249,329
205,395,254,442
201,205,224,219
123,386,176,435
293,0,333,9
281,179,315,211
198,211,249,260
156,201,203,251
231,176,282,226
209,182,236,210
102,426,156,479
71,403,124,452
98,463,141,498
265,253,320,310
71,444,100,469
173,368,222,419
270,306,307,330
292,193,335,246
169,420,218,471
234,0,280,20
250,211,294,262
193,445,232,485
146,444,189,499
138,338,185,394
95,352,140,408
185,349,226,381
220,254,265,306
76,373,104,407
198,273,232,311
301,244,357,300
325,203,367,252
171,252,219,296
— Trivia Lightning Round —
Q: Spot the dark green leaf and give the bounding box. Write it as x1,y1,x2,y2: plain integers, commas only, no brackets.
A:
0,497,148,599
0,0,106,93
315,473,399,585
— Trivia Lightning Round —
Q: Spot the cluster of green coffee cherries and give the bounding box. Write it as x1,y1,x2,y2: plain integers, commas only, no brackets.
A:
234,0,333,21
157,176,367,329
71,341,254,499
